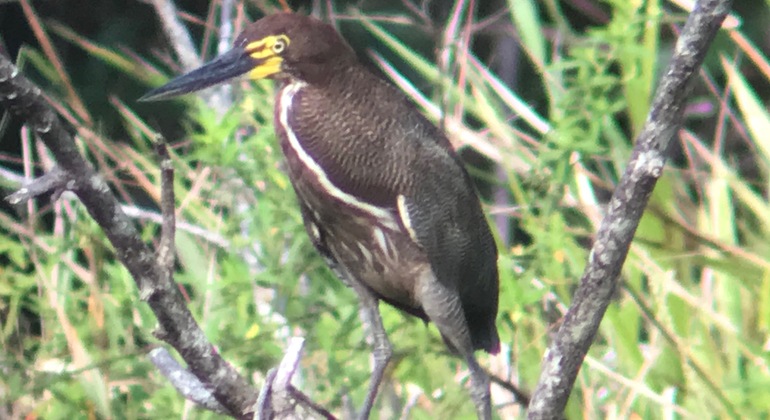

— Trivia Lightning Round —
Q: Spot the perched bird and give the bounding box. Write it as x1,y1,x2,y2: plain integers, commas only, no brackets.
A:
141,12,500,419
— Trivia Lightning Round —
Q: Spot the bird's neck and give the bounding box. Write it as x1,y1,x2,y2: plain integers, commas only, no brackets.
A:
287,58,359,88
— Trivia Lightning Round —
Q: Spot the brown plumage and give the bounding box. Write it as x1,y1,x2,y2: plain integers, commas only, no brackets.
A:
141,12,500,420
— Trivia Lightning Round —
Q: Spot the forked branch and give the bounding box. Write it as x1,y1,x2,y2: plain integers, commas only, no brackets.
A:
0,54,331,420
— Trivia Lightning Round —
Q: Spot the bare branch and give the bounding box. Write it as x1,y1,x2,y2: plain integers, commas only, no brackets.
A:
273,337,304,391
488,371,530,407
148,347,228,414
155,139,176,274
5,166,69,204
0,53,255,418
1,166,230,247
255,368,278,420
121,204,231,248
289,388,337,420
526,0,733,418
148,0,202,71
254,337,337,420
1,51,334,420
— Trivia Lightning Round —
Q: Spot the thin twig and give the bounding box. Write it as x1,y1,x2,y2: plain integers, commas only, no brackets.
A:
289,386,338,420
274,337,304,389
155,138,176,278
5,166,70,204
255,368,277,420
149,347,228,414
1,165,230,246
267,337,304,417
121,204,231,249
254,337,338,420
149,0,202,71
488,371,530,407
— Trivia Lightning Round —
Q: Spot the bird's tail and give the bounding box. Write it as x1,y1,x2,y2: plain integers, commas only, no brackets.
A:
473,323,500,355
441,322,500,355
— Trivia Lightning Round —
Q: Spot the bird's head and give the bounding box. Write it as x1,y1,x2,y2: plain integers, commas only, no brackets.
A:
140,12,355,101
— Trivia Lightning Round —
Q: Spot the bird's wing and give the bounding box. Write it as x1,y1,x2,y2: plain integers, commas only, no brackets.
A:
397,132,500,351
400,146,498,291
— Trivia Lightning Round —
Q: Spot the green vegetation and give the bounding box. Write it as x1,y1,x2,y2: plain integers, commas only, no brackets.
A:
1,1,768,419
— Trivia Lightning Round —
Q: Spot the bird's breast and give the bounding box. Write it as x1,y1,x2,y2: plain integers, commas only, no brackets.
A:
275,81,399,227
275,81,430,314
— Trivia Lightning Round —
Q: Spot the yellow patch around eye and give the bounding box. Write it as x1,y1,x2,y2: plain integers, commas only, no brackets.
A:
246,35,290,60
273,34,290,47
250,49,273,60
248,56,282,79
245,38,267,51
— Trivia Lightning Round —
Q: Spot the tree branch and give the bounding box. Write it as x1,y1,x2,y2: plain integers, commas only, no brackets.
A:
1,51,337,420
256,338,338,420
1,165,230,247
154,139,176,276
0,52,255,418
148,347,228,414
147,0,202,72
526,0,732,418
5,165,70,204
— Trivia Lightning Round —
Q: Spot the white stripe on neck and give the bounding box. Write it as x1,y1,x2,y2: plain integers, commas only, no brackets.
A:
279,82,398,230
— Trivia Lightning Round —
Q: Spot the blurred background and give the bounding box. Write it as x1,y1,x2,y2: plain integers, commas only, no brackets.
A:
1,0,769,418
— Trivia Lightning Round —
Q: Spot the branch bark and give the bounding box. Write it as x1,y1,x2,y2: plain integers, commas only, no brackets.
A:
526,0,732,418
0,53,335,420
0,53,256,418
148,347,229,414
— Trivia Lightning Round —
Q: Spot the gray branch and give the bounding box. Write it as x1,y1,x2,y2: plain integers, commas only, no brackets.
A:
1,47,334,420
149,347,228,414
0,165,230,247
148,0,202,71
0,53,255,418
5,166,70,204
253,337,337,420
154,140,176,275
147,0,228,112
526,0,732,418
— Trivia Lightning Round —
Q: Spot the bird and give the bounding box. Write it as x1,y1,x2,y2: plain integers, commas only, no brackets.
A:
140,12,500,420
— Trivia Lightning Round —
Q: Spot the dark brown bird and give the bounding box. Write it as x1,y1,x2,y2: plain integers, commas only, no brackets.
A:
141,12,500,419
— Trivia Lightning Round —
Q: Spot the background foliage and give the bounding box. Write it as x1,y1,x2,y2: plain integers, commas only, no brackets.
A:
1,0,769,419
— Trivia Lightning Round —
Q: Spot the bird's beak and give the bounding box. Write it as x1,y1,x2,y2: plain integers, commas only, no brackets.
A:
139,46,260,102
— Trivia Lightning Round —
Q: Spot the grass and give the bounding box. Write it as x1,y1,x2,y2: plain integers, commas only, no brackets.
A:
1,0,768,419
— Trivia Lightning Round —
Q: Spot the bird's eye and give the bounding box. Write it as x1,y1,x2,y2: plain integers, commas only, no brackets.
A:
272,39,287,54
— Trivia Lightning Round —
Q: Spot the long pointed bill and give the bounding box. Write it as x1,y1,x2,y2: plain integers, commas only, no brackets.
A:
139,47,256,102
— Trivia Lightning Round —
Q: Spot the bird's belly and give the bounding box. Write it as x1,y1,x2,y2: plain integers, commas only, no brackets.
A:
325,212,426,304
279,141,427,312
302,181,427,310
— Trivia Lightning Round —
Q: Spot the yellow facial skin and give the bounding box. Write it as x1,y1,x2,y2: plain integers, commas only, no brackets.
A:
246,35,290,80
